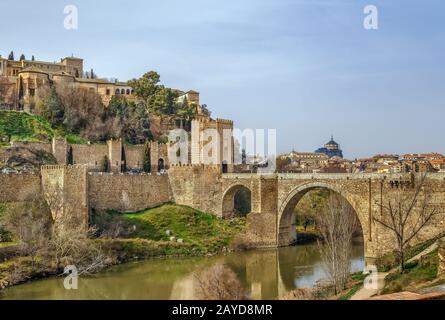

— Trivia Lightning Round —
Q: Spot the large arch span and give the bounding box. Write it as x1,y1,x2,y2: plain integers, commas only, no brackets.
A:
277,181,366,247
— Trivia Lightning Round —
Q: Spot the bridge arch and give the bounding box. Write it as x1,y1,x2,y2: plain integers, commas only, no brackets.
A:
277,181,365,247
222,183,252,219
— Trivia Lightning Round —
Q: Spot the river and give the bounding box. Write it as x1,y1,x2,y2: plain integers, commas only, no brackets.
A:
0,244,364,300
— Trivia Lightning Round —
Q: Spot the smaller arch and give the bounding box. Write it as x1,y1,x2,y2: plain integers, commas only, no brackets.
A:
158,158,165,172
115,88,120,94
222,184,252,219
222,160,228,173
120,89,125,94
126,89,130,95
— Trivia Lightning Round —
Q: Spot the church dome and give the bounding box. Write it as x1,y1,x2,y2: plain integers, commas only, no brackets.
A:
325,135,339,150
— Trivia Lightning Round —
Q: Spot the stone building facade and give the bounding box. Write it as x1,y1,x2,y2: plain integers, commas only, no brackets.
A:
0,54,201,109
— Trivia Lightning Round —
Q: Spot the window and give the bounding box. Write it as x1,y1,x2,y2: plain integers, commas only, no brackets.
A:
106,89,110,95
29,89,35,97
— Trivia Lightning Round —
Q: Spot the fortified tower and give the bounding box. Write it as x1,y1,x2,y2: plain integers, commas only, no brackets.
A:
191,117,234,172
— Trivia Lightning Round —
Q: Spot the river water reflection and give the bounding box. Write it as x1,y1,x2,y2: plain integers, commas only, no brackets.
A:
1,244,364,300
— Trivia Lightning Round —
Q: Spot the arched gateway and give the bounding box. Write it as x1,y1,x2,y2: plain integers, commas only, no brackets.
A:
277,182,366,247
222,183,252,218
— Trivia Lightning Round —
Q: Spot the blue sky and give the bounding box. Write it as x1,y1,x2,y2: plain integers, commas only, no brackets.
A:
1,0,444,158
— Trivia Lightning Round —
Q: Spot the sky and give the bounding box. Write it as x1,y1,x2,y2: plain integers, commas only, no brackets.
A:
1,0,444,159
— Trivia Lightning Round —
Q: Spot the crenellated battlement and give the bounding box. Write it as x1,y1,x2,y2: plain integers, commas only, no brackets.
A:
170,163,222,171
41,164,88,171
215,118,233,125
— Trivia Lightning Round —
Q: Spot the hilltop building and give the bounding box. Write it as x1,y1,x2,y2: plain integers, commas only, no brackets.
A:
315,136,343,159
0,54,200,111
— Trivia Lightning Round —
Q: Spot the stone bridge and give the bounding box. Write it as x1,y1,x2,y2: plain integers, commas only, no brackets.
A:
3,165,442,263
194,171,445,261
163,165,445,260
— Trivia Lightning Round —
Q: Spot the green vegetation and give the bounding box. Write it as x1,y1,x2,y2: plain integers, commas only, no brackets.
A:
0,110,54,143
376,237,439,272
93,204,246,254
65,133,89,145
338,272,367,300
294,189,330,232
372,235,445,294
382,249,442,294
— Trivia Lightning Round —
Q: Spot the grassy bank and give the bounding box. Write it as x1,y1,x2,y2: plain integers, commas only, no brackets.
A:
93,204,246,254
338,273,367,300
0,110,54,143
0,110,89,146
0,203,246,290
382,246,444,294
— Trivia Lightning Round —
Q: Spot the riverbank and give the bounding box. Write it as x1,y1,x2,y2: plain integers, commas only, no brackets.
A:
0,204,247,291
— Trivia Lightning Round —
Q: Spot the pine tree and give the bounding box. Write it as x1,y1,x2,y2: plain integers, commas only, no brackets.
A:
19,54,26,61
31,55,35,61
8,51,14,61
18,76,24,109
143,142,151,173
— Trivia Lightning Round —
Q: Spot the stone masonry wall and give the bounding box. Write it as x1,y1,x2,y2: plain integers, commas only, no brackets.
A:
41,165,89,228
168,164,222,215
124,145,145,170
88,173,173,212
70,144,108,169
0,174,41,202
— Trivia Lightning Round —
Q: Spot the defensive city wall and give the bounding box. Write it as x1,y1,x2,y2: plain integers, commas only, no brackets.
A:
0,138,169,174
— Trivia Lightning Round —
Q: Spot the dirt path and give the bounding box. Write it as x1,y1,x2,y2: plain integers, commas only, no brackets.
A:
351,238,442,300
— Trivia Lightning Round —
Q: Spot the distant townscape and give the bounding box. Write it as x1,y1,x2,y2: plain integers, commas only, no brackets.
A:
278,136,445,174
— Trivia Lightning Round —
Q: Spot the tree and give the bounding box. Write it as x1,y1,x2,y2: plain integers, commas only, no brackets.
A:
276,156,291,172
43,182,106,273
143,142,151,173
316,192,359,294
36,86,64,126
8,51,14,61
101,155,109,172
241,149,247,165
32,55,35,61
152,87,176,115
19,54,26,61
18,76,24,109
128,71,161,109
176,97,197,121
374,174,440,272
194,264,247,300
3,200,52,266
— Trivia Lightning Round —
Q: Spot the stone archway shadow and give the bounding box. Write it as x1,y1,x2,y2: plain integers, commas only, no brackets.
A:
221,183,252,219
